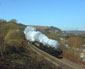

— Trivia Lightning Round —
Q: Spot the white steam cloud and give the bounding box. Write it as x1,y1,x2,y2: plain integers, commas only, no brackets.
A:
24,26,60,49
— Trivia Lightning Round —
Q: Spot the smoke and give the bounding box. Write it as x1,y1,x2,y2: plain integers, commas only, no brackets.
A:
24,26,60,49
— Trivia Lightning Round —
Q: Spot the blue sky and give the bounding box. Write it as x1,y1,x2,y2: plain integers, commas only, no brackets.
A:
0,0,85,30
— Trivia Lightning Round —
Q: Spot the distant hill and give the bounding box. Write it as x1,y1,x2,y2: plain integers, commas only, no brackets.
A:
17,24,62,34
65,30,85,35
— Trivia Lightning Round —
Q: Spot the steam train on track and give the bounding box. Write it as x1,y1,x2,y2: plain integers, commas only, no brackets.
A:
32,42,63,59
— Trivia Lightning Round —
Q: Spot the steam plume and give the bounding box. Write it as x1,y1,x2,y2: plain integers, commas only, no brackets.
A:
24,26,60,49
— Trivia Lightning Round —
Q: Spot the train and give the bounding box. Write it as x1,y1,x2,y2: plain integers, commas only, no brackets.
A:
32,41,63,59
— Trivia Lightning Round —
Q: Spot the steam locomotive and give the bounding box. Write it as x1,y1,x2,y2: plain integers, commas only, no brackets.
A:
32,42,63,58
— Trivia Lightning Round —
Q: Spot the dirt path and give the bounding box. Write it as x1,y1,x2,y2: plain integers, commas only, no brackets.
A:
29,43,85,69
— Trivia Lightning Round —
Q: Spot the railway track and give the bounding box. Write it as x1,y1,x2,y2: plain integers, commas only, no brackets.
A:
29,43,85,69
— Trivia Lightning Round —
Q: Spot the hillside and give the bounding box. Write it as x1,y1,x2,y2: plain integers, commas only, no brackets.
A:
17,24,62,34
0,20,61,69
0,19,85,68
35,25,62,34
